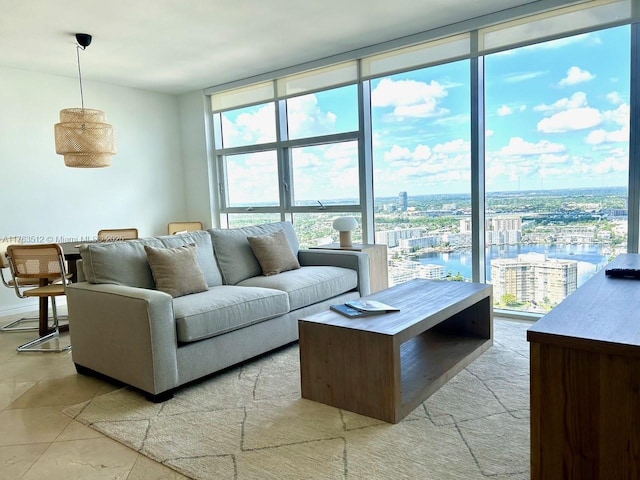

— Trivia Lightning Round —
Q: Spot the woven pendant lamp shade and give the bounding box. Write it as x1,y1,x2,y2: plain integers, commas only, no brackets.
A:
54,108,117,168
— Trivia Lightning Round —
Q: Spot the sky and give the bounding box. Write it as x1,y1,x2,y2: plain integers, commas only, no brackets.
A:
220,25,630,205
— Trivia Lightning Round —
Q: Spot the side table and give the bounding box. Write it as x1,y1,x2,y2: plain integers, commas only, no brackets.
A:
312,243,388,293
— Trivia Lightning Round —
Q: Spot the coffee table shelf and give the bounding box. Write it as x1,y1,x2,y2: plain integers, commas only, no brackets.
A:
299,279,493,423
400,328,491,413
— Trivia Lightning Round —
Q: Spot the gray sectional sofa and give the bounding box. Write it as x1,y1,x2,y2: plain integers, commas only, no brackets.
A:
66,221,370,401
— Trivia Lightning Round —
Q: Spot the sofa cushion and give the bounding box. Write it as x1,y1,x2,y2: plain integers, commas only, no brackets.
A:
145,244,208,298
80,239,163,288
247,229,300,276
157,231,223,287
80,231,222,288
209,221,300,285
173,285,290,343
238,266,357,311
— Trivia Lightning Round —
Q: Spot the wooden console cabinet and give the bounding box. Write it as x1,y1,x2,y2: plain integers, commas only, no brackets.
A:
527,253,640,479
312,243,388,293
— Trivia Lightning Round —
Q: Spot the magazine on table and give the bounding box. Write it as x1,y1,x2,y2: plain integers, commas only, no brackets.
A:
330,300,399,318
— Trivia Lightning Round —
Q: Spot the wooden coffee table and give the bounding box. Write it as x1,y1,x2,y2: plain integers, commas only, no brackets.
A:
298,278,493,423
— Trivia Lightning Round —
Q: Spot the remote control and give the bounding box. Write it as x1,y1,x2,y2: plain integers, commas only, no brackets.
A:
605,268,640,279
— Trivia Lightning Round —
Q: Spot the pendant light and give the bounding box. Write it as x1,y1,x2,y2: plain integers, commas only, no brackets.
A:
54,33,116,168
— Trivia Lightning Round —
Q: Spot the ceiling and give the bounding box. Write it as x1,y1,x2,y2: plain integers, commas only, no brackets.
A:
0,0,548,95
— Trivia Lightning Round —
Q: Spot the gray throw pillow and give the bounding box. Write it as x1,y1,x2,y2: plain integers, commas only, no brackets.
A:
144,243,208,297
247,229,301,276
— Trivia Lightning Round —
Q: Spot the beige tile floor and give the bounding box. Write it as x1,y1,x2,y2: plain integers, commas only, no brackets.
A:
0,308,188,480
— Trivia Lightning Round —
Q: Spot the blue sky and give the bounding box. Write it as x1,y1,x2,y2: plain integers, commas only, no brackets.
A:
221,25,630,204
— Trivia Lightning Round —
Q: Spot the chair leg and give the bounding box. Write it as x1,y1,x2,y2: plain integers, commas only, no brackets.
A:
16,298,71,353
1,314,68,333
1,316,39,332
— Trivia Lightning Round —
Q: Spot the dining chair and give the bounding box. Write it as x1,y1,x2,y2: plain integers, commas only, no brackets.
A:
6,243,71,352
97,227,139,241
168,221,203,235
0,238,40,332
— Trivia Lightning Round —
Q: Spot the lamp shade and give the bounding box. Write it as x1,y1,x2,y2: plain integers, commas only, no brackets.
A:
54,108,117,168
332,216,358,232
332,216,358,248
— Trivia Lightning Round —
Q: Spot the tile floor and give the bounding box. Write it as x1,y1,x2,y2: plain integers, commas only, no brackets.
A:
0,307,523,480
0,308,188,480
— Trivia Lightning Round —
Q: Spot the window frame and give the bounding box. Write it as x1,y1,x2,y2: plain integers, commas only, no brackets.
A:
207,0,639,320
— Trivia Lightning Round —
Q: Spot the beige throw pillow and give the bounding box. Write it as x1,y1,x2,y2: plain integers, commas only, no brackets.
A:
144,243,208,298
247,229,301,276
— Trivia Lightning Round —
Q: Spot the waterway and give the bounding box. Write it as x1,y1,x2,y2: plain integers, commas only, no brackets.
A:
418,244,611,287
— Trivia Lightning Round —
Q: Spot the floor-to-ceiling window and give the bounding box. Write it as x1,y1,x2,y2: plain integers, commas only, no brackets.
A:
485,25,630,314
207,0,636,317
285,84,362,247
370,60,471,285
211,66,363,248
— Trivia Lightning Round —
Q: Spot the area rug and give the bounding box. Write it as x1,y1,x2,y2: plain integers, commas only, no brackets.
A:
64,319,531,480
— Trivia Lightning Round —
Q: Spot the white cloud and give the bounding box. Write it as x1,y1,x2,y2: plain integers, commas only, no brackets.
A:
537,107,601,133
226,152,279,204
604,102,629,126
290,143,359,201
607,91,624,105
222,104,276,146
539,153,570,165
379,139,471,188
372,78,447,107
586,127,628,145
287,93,338,138
497,105,513,116
559,66,595,86
433,139,470,154
592,155,627,175
384,145,415,164
499,137,566,156
413,144,433,161
503,71,547,83
394,103,442,118
534,92,587,112
585,102,629,145
372,78,448,118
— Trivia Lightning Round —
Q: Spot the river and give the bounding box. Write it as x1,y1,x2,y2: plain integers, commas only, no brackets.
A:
418,244,611,286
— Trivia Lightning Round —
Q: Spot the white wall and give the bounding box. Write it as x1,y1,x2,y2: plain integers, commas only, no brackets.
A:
178,90,216,228
0,66,190,313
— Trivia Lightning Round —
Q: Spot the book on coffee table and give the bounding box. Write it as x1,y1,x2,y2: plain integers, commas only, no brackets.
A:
330,300,399,318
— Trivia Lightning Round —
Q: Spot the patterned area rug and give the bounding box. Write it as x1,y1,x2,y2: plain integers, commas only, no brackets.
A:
64,319,531,480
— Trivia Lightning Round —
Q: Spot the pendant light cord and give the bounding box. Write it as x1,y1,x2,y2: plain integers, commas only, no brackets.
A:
76,44,85,111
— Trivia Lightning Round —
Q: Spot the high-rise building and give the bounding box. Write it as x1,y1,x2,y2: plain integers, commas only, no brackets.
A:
491,253,577,306
375,227,423,247
398,191,408,212
388,260,445,285
460,216,522,245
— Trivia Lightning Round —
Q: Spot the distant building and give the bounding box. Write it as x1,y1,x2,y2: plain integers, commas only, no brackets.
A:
382,203,397,212
388,260,445,286
491,252,577,306
375,227,423,247
398,191,408,212
442,232,471,248
399,236,440,249
460,216,522,245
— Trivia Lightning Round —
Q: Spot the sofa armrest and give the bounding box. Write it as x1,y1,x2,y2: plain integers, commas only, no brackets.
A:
298,249,371,296
66,282,179,396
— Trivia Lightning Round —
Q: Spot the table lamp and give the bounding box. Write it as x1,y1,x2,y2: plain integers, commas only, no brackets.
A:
333,216,358,248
